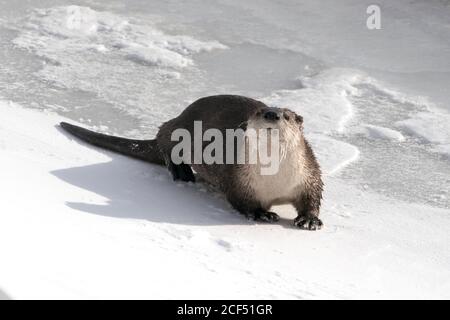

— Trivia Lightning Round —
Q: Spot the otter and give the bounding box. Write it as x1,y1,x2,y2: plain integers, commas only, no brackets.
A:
60,95,323,230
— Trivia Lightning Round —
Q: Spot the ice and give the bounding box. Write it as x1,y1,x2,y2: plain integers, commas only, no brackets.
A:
13,6,227,69
8,5,228,134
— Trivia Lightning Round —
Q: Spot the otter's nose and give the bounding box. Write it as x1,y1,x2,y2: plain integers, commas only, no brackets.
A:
264,111,280,121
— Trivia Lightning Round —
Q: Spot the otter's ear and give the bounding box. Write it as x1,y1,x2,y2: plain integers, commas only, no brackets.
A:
294,113,304,131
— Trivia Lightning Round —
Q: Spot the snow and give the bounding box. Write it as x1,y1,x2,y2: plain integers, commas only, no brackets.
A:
1,0,450,299
0,103,450,299
1,99,449,300
432,144,450,159
357,125,405,142
395,110,450,158
13,6,227,70
308,134,360,176
397,112,450,145
0,289,9,300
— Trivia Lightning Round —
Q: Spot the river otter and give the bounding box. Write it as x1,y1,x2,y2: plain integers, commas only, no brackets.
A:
60,95,323,230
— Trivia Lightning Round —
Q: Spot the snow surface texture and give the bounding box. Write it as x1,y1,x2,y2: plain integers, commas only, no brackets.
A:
0,1,450,299
397,112,450,157
14,5,226,69
356,125,405,142
1,101,449,299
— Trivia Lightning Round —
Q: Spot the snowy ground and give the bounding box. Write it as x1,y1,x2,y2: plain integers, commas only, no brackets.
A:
0,1,449,299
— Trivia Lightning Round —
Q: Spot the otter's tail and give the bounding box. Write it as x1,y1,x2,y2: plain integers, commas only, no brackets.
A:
60,122,165,165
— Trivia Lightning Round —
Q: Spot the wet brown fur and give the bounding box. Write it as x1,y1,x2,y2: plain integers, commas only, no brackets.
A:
60,95,324,230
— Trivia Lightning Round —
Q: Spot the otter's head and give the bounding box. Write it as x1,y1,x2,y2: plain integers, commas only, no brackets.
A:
248,107,304,143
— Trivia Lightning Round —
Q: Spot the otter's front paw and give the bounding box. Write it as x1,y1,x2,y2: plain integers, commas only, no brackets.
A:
294,215,323,230
247,210,280,223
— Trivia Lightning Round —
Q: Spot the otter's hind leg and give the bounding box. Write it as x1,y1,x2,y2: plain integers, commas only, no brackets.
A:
227,192,279,223
253,208,280,222
167,161,196,183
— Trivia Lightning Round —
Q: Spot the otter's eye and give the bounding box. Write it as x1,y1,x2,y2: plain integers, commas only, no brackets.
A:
283,113,290,121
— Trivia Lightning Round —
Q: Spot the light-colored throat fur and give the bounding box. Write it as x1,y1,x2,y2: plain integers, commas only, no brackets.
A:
242,119,306,208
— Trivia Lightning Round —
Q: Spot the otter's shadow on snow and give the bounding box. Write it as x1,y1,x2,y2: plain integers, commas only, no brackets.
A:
51,157,295,227
51,158,235,226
